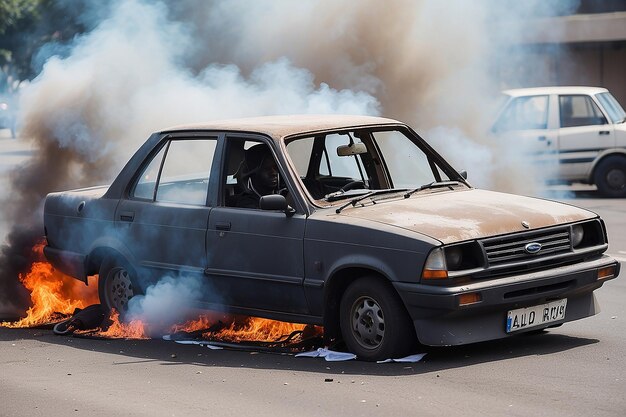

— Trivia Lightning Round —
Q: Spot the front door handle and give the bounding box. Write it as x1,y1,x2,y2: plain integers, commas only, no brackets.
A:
599,131,610,135
215,221,231,231
120,211,135,222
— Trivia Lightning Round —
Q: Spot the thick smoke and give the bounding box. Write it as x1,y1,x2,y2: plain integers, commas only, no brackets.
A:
1,0,578,315
0,0,380,315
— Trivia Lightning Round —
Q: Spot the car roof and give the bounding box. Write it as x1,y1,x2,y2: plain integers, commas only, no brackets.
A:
160,114,402,139
502,86,609,97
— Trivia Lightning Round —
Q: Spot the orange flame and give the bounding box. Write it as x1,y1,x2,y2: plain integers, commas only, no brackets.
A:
3,242,323,346
1,242,99,328
211,317,319,342
86,309,149,339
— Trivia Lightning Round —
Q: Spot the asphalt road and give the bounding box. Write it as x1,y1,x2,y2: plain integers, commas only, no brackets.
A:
1,132,625,417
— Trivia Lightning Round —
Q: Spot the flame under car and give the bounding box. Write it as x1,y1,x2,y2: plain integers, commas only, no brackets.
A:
43,115,620,360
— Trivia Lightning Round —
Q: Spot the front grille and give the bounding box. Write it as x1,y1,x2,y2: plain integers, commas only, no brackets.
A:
481,227,571,267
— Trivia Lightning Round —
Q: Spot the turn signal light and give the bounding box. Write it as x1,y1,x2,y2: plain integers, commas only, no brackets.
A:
458,292,482,306
597,265,617,281
422,269,448,280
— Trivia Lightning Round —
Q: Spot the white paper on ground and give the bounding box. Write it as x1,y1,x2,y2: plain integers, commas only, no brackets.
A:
162,335,223,350
376,353,427,363
295,347,357,361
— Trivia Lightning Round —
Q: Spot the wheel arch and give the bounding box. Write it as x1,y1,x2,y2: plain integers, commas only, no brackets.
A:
587,149,626,183
85,237,135,277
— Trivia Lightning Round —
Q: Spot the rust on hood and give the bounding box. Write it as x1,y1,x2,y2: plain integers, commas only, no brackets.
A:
336,189,596,244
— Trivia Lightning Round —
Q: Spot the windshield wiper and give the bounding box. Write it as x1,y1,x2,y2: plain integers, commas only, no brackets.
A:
403,181,460,199
335,189,407,214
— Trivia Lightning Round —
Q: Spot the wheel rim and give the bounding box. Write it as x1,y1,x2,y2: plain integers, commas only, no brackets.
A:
605,168,625,190
104,267,134,313
350,296,385,350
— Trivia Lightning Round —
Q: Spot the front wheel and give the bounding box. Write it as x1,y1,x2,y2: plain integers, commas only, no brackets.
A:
594,156,626,198
98,257,138,318
339,277,416,361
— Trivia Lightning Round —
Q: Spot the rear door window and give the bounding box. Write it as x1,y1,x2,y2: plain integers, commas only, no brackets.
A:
494,95,549,131
132,138,217,205
559,95,607,128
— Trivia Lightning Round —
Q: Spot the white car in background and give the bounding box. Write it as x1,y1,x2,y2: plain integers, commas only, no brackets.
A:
492,86,626,197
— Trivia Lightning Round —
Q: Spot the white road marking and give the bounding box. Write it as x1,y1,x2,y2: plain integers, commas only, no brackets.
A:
619,251,626,255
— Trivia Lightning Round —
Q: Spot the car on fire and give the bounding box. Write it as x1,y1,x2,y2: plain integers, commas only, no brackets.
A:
492,86,626,197
43,115,620,360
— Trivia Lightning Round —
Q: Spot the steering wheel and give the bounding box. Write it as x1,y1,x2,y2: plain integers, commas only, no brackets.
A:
340,180,366,192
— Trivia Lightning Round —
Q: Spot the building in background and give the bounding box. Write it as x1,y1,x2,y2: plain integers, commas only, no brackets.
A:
500,1,626,105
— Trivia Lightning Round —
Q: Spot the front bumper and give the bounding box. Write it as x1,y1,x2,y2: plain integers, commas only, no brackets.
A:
393,255,620,346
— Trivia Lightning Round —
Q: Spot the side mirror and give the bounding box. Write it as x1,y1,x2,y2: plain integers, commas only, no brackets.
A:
459,170,467,180
259,194,295,216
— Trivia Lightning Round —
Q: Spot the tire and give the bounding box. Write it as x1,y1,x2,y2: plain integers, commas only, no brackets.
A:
339,277,416,361
593,156,626,198
98,257,139,319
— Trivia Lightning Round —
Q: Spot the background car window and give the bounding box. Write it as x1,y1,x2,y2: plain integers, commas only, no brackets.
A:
155,139,217,205
559,95,607,128
595,92,625,124
373,130,449,188
495,95,549,131
322,133,366,179
133,145,167,200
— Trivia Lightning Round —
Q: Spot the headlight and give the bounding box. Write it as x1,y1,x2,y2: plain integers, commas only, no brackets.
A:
422,242,485,282
422,248,448,280
445,246,463,269
571,224,584,247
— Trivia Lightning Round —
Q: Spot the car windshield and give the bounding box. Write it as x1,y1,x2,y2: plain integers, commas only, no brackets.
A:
284,127,465,205
596,92,626,123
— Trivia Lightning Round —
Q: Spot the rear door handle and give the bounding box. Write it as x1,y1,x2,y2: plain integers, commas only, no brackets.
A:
216,221,231,231
120,211,135,222
599,131,610,135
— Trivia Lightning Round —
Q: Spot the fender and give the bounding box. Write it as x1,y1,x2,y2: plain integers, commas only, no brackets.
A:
586,148,626,182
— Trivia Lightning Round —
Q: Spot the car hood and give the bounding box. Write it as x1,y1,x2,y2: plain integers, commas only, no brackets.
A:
336,189,596,244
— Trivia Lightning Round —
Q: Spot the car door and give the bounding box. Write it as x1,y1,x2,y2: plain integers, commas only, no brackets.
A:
115,135,219,288
204,135,309,315
556,94,615,181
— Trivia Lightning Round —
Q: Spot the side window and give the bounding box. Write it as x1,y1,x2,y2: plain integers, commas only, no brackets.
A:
495,95,549,131
322,133,366,179
132,138,217,205
133,145,166,200
559,95,607,128
285,139,314,177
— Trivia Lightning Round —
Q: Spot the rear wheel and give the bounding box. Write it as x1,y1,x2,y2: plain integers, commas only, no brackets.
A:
98,257,138,318
339,277,416,361
594,156,626,198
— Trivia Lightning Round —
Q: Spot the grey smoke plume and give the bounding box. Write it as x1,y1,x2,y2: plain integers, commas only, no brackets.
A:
0,0,380,314
0,0,578,315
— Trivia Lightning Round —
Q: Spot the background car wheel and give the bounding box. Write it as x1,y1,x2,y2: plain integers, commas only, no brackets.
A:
594,156,626,198
339,276,416,361
98,257,138,319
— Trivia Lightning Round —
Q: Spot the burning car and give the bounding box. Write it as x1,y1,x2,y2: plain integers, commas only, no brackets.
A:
43,115,620,360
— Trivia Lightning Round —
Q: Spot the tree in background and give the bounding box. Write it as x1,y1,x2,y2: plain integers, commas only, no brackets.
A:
0,0,91,93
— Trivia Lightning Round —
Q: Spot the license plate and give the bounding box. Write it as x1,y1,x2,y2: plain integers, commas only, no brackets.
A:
506,299,567,333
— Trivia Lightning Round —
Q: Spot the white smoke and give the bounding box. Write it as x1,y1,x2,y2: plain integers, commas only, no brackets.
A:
126,274,205,327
